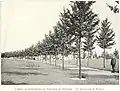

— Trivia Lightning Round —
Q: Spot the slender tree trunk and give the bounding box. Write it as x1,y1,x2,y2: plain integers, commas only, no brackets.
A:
78,38,82,79
55,53,57,66
73,53,76,65
87,51,89,66
45,54,47,63
103,48,106,68
40,54,41,62
76,55,78,65
73,53,75,61
42,55,44,63
50,54,51,64
62,44,65,70
62,54,64,70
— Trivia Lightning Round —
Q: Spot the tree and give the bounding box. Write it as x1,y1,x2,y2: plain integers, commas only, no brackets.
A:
55,21,66,69
113,49,119,59
1,53,5,58
83,26,98,66
40,38,50,63
44,32,56,64
93,51,98,59
48,27,61,66
60,1,99,79
96,18,115,68
35,41,42,61
107,1,119,14
55,20,73,69
26,45,36,59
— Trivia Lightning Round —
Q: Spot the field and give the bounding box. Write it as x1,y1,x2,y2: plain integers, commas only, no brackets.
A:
1,58,119,85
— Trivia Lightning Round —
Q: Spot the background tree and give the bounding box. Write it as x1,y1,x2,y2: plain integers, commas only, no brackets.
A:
113,49,119,59
96,18,115,68
48,27,60,66
83,26,98,66
35,41,42,61
56,20,73,70
40,38,50,63
55,21,66,70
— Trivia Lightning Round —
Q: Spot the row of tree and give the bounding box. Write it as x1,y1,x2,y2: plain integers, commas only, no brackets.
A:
1,1,117,79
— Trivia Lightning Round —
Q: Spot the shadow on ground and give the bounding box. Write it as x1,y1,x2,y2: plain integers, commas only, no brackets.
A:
2,81,28,85
2,72,48,76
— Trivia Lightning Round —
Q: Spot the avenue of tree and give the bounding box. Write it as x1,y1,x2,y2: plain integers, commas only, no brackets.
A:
1,1,119,79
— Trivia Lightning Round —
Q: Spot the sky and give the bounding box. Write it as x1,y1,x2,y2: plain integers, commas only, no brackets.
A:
0,0,119,55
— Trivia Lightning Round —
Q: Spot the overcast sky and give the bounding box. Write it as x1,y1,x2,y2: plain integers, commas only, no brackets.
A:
0,0,119,55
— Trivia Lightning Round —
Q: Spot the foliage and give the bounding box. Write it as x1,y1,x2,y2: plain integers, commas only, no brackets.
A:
107,1,119,13
113,49,119,59
96,18,115,67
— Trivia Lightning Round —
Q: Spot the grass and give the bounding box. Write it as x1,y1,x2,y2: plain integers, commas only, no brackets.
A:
1,58,119,85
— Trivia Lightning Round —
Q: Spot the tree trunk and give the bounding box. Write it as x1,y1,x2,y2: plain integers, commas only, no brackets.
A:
76,55,78,65
50,54,51,64
73,53,75,61
62,44,65,70
40,54,41,62
62,54,64,70
87,51,89,66
55,53,57,66
42,55,44,63
45,55,47,63
78,38,82,79
73,53,76,65
103,48,106,68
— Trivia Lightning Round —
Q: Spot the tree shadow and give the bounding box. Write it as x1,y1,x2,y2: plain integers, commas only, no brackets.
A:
69,73,86,78
85,74,119,80
19,67,44,70
2,72,48,76
1,81,28,85
68,72,119,80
